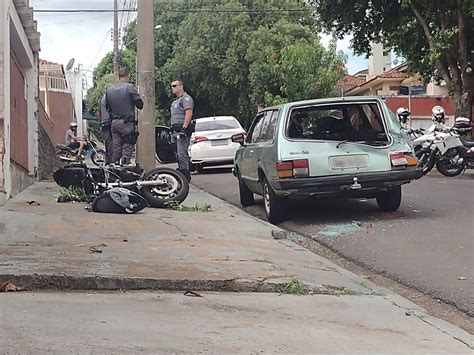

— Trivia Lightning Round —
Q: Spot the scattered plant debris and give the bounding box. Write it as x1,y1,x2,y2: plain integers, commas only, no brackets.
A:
279,278,309,295
165,201,212,212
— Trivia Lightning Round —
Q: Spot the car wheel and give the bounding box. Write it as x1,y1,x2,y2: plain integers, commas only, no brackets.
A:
262,176,285,224
238,174,255,207
376,185,401,212
196,164,205,174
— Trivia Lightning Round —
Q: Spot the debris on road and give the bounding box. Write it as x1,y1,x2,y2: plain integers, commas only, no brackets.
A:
89,243,108,253
27,200,40,206
272,230,287,240
184,291,203,297
457,277,467,281
0,282,27,292
319,223,362,237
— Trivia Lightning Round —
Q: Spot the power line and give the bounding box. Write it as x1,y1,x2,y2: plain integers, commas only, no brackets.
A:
34,8,308,13
39,14,111,27
87,29,112,72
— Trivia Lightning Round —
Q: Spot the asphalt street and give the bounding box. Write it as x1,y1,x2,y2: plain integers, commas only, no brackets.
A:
190,168,474,316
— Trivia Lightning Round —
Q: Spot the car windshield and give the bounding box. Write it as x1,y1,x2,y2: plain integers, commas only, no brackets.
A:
196,119,240,132
287,103,389,145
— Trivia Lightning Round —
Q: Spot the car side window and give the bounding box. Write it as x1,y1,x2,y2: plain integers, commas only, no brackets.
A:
247,113,265,143
259,110,279,142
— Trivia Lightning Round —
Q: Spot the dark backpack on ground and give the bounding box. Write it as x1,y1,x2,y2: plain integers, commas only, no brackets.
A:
91,187,147,214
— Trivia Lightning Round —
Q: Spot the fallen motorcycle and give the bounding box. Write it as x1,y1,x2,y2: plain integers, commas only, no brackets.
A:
53,162,189,210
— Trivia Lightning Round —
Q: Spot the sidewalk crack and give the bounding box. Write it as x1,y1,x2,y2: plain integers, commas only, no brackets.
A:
160,218,184,235
383,296,473,350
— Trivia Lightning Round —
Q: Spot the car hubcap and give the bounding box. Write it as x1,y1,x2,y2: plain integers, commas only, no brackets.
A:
263,182,271,214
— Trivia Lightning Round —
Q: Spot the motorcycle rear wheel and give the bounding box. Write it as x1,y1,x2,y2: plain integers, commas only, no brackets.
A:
436,148,464,177
91,150,106,166
141,167,189,208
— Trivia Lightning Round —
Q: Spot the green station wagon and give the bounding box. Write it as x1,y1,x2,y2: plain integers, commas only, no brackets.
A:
232,97,423,224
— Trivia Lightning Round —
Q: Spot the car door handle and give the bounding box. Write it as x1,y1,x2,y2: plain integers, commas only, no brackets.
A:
249,149,255,155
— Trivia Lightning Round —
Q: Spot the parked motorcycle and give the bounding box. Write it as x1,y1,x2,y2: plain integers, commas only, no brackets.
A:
411,105,450,175
412,117,472,176
55,137,106,166
434,117,473,177
53,162,189,208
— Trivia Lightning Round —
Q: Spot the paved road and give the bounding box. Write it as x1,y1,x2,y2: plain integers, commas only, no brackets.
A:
190,168,474,315
2,292,471,353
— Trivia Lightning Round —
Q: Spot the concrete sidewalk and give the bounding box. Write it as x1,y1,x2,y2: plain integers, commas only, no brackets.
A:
0,181,472,352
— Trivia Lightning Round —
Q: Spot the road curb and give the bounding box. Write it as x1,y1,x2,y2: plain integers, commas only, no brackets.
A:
0,274,281,293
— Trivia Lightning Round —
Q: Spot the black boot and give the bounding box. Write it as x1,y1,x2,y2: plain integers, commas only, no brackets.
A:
121,157,131,166
177,168,191,182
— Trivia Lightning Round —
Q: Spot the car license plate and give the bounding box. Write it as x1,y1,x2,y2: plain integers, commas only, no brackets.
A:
329,155,369,170
211,139,229,146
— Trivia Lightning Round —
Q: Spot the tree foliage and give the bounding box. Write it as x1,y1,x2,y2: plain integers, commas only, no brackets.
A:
90,0,346,128
312,0,473,118
85,49,136,116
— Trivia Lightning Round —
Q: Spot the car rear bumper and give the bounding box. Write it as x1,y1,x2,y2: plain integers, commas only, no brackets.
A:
271,168,423,195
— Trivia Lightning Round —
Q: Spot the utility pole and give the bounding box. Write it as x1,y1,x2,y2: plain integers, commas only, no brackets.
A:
136,0,156,171
113,0,119,75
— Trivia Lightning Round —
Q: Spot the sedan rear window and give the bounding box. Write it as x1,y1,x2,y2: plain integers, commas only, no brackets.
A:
287,103,388,145
196,119,240,132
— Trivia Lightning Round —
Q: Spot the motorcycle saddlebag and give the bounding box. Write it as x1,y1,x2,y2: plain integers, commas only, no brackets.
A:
53,164,87,188
91,187,147,214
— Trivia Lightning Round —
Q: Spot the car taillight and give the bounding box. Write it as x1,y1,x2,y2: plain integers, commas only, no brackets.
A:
194,136,208,142
277,159,309,178
390,152,418,167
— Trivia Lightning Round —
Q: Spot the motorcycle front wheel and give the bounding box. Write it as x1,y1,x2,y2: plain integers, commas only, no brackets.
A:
140,167,189,208
436,148,464,177
415,146,437,175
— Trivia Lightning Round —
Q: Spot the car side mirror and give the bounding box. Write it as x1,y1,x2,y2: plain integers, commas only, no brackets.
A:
231,133,246,146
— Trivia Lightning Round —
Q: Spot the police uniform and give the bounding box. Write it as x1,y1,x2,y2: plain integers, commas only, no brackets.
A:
105,81,143,164
99,94,113,164
170,92,194,179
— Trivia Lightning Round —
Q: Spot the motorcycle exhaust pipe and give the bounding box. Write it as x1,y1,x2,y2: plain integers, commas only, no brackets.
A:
97,180,167,188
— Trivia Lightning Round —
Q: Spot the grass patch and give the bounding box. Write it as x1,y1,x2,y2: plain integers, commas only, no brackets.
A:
253,258,272,263
279,278,309,295
58,186,85,202
165,201,212,212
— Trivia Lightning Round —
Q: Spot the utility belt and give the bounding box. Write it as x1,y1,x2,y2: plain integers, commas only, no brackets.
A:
111,114,135,123
171,120,196,135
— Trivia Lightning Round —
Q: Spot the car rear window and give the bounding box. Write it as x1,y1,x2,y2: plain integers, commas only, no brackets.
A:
287,103,388,145
196,119,240,132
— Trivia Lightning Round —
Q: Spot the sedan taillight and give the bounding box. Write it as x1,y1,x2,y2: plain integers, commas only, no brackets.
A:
277,159,309,178
194,136,208,142
390,152,418,167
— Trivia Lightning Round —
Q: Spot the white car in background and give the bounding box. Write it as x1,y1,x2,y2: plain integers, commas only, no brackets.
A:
189,116,246,173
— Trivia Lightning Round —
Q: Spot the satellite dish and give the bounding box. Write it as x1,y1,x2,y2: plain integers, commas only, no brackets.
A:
66,58,75,71
393,58,399,66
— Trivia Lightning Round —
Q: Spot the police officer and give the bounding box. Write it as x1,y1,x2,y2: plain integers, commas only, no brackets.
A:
170,79,194,182
105,67,143,165
99,94,113,165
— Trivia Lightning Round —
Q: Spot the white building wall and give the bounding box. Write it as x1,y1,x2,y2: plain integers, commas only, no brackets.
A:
0,0,39,204
368,42,392,77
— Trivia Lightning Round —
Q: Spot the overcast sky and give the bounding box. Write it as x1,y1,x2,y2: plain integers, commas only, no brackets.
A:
30,0,368,91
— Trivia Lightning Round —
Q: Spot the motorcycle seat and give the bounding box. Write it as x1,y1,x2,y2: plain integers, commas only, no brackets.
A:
460,136,474,148
56,144,71,150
